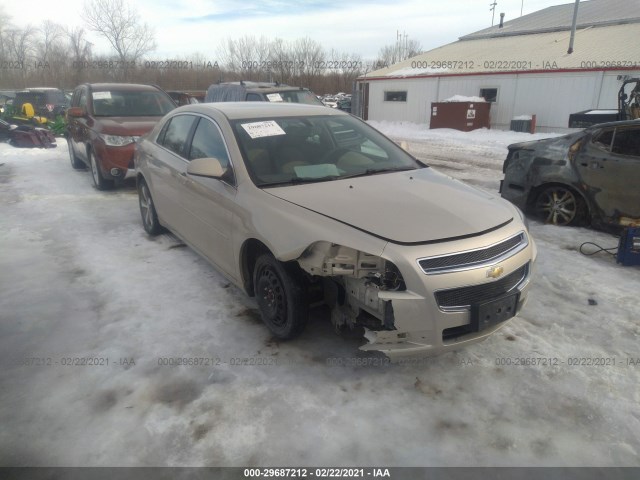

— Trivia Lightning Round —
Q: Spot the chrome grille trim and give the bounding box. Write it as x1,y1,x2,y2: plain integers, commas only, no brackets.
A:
417,231,528,275
435,262,530,312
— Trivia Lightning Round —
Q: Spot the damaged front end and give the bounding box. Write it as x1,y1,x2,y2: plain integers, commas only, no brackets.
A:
297,241,407,346
292,219,536,359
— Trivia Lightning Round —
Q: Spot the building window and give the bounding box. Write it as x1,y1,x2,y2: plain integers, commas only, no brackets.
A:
480,88,498,102
384,91,407,102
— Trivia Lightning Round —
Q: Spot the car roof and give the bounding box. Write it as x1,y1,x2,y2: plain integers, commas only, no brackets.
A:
24,87,63,91
212,82,305,92
84,83,163,92
586,119,640,129
172,102,344,120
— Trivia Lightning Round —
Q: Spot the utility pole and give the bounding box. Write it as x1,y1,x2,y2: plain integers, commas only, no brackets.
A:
567,0,580,54
490,1,498,26
521,0,524,16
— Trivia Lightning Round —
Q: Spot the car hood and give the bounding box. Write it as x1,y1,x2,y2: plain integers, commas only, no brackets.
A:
265,168,514,244
508,131,584,152
94,117,161,136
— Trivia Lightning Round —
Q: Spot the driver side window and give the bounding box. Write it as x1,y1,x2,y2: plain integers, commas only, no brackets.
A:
188,118,235,184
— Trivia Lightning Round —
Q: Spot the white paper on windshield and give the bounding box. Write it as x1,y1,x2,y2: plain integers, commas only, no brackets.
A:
241,120,286,139
294,164,340,178
266,93,283,102
92,91,112,100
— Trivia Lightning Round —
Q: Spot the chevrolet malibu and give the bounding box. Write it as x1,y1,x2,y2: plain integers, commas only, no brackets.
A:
135,103,536,358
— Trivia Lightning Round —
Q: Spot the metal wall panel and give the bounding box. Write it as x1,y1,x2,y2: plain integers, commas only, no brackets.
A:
366,70,640,131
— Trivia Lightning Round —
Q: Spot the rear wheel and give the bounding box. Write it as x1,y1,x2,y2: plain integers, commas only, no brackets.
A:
67,138,84,169
138,178,162,235
89,150,114,190
534,185,585,226
253,254,308,339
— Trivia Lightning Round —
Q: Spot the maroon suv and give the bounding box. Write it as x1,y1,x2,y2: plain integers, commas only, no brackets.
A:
66,83,176,189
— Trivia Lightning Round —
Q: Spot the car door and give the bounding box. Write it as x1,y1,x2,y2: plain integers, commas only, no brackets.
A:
576,125,640,219
179,116,237,279
146,114,198,233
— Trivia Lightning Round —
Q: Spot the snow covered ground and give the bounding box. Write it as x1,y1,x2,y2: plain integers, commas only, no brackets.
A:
0,128,638,468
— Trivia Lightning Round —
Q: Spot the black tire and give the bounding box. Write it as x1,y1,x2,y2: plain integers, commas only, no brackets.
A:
138,178,162,235
534,185,586,226
253,254,308,339
88,150,114,190
67,138,84,169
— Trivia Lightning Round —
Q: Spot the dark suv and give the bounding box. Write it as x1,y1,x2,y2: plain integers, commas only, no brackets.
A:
14,88,69,120
66,83,176,189
205,81,324,106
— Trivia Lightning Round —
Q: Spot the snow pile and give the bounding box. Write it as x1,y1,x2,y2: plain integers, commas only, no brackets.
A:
0,136,638,467
441,95,487,103
513,115,533,121
384,66,449,77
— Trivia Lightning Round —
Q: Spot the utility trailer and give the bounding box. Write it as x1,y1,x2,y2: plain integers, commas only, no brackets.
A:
568,77,640,128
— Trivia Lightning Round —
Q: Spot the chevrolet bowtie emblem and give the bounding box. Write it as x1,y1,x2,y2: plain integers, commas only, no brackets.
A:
486,266,504,279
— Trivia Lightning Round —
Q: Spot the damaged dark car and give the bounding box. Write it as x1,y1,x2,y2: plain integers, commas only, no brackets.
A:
500,120,640,228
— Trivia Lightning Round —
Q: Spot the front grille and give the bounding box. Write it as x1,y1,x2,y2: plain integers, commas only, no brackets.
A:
435,263,529,310
418,232,526,274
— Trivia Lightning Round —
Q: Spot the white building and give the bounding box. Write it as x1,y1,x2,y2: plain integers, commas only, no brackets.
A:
355,0,640,132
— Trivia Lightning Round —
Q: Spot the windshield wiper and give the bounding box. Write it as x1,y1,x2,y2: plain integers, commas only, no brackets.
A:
341,166,418,179
259,167,419,188
260,175,340,187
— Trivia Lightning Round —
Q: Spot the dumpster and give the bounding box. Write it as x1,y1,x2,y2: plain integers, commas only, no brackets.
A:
510,114,537,133
430,98,490,131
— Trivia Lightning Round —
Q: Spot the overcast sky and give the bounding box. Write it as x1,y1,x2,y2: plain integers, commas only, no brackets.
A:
3,0,570,60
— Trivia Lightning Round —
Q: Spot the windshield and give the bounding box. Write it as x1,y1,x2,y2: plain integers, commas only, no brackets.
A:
42,91,68,105
233,115,423,187
92,90,175,117
265,90,324,106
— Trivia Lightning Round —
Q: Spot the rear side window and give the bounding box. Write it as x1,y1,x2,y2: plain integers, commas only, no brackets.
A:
159,115,196,157
592,129,614,150
611,128,640,157
246,93,263,101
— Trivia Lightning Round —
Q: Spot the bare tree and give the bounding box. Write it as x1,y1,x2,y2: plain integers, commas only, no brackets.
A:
4,26,34,86
37,21,63,63
218,35,273,81
82,0,156,79
376,35,422,67
294,37,325,88
0,6,9,62
66,26,93,85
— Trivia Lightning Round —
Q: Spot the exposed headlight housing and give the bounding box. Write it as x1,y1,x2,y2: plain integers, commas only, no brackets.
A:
297,241,405,291
100,134,136,147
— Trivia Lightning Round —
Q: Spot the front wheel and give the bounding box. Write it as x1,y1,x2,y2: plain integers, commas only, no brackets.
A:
89,150,114,190
534,185,586,226
68,138,84,169
138,178,162,235
253,254,308,339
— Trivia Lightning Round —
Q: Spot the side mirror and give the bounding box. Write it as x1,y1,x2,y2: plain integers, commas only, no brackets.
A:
187,157,227,179
67,107,85,118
